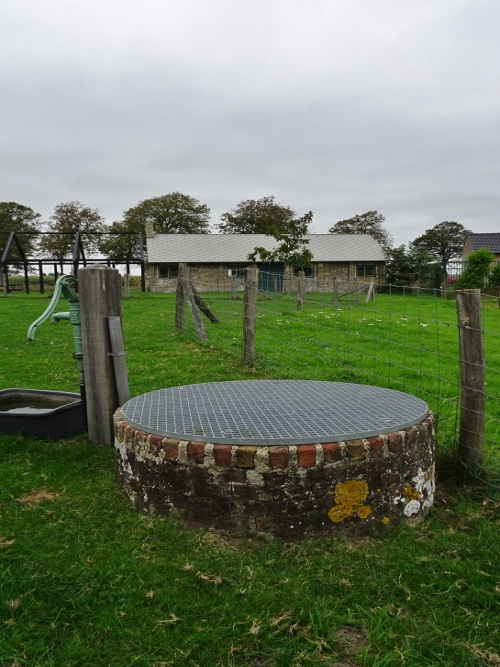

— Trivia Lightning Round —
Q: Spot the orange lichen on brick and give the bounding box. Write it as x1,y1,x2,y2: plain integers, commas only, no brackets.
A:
327,480,371,523
357,506,372,519
404,486,421,501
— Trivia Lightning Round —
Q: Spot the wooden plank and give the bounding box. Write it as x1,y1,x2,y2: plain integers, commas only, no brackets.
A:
107,316,130,406
182,278,208,340
243,265,258,363
79,265,122,446
456,289,485,473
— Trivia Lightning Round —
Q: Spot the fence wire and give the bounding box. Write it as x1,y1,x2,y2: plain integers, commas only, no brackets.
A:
176,267,500,487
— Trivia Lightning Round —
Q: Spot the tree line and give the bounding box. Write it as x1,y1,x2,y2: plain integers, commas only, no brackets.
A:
0,195,473,286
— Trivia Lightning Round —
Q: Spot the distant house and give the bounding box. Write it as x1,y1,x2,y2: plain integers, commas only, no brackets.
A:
462,234,500,261
145,233,386,293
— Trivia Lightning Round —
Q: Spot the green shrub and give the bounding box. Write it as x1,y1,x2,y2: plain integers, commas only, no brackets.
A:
456,248,494,290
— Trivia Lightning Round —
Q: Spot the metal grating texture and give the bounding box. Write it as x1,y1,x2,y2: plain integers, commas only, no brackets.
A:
121,380,429,446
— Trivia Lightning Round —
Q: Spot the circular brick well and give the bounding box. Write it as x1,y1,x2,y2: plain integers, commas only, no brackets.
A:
114,381,435,539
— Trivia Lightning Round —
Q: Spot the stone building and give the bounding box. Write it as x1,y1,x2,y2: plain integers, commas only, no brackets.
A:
145,232,386,293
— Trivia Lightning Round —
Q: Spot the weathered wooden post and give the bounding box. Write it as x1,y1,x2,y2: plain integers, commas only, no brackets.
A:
175,263,186,330
366,280,375,303
456,289,485,474
79,265,122,446
297,270,306,311
123,273,130,299
332,277,338,307
243,265,258,363
231,275,238,301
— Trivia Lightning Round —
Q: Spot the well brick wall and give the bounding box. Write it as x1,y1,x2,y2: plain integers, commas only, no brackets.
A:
114,410,435,539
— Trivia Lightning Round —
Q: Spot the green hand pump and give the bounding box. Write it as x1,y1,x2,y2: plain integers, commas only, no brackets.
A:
27,274,87,430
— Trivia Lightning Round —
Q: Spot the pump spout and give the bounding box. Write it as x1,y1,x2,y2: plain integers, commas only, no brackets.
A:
27,275,78,341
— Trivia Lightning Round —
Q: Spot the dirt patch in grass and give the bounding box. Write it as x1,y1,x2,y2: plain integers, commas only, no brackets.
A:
333,626,369,655
16,489,58,504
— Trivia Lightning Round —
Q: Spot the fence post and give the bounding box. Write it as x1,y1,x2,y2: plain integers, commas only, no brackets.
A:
175,263,186,330
243,265,258,363
332,277,338,307
79,265,122,446
297,270,305,311
456,289,485,473
231,275,238,301
355,279,360,305
123,273,130,299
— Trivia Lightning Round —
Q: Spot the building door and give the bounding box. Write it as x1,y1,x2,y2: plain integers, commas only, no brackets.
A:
258,263,285,292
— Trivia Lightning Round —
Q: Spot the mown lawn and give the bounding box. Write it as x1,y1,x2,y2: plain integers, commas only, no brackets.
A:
1,292,500,667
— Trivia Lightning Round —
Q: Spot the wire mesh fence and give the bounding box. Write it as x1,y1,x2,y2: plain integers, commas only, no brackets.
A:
175,266,500,488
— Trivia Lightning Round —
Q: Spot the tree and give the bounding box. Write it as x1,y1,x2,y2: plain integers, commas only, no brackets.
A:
411,221,471,269
122,192,210,235
248,212,314,266
98,221,140,263
328,211,393,250
218,196,305,235
456,249,494,290
0,202,41,261
385,245,440,286
39,201,106,269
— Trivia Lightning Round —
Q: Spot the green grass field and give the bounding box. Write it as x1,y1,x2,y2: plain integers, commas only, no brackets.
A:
1,292,500,667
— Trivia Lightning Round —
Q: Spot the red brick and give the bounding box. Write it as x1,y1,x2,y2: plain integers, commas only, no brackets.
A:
214,444,232,467
346,439,365,459
297,445,317,467
367,436,384,456
322,442,342,462
162,439,178,461
149,434,164,455
187,441,205,463
235,446,257,468
406,428,418,445
269,446,289,468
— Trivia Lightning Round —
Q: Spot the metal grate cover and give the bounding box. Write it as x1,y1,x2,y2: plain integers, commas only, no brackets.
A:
121,380,429,446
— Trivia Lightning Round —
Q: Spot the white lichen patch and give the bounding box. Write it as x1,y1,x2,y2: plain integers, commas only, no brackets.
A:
404,499,421,516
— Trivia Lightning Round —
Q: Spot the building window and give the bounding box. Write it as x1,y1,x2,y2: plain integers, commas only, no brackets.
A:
158,264,179,279
356,264,376,278
293,266,314,278
227,266,246,279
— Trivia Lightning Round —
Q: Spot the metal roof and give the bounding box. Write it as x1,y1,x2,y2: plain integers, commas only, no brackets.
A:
121,380,428,445
146,234,386,264
467,234,500,254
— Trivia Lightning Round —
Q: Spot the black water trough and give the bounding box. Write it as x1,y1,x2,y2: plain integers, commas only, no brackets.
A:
0,388,84,439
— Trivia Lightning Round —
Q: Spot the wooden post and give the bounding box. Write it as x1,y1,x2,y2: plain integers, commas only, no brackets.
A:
231,275,238,301
366,280,375,302
456,289,485,473
79,265,122,446
175,263,186,330
123,273,130,299
2,266,8,297
332,277,338,307
297,270,306,311
355,279,360,305
243,265,258,363
189,282,219,323
182,278,208,340
38,261,45,294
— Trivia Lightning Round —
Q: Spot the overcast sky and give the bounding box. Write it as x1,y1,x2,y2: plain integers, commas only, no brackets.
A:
1,0,499,246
